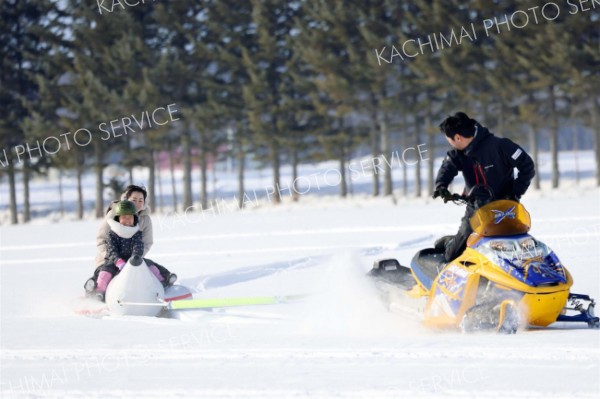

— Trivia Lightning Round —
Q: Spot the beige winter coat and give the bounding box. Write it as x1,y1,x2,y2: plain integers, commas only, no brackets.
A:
94,200,154,267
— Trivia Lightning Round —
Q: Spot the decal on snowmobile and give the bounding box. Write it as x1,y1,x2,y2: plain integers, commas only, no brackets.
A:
492,206,516,224
430,265,468,316
473,235,568,287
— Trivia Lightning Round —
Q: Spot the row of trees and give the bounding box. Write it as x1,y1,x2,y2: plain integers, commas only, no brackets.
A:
1,0,599,224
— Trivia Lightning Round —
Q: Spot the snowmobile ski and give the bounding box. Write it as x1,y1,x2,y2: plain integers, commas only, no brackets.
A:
116,294,309,311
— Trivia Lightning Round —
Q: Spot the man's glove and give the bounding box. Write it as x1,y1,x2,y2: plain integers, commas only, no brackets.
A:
433,187,452,202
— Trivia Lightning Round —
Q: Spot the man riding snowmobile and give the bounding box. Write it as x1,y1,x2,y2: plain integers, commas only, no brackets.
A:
432,112,535,262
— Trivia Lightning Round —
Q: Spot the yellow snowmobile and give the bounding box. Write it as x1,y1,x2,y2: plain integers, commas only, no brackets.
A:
370,190,599,333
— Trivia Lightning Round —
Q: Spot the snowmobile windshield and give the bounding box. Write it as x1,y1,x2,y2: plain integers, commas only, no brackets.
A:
474,235,568,287
469,200,531,237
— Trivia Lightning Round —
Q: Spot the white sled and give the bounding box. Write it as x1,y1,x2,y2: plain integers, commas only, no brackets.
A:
84,255,306,318
105,255,192,317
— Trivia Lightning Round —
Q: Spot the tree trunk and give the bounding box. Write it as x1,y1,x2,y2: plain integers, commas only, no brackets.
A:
571,106,579,184
76,161,84,220
369,104,380,197
148,150,156,214
549,86,559,189
291,147,299,202
413,114,421,197
236,131,246,209
381,109,392,196
199,147,208,209
528,123,541,190
211,167,217,205
155,151,164,213
181,130,193,210
23,161,30,222
593,98,600,187
58,167,65,217
126,137,133,185
339,148,347,198
426,111,435,196
7,161,18,224
168,143,178,212
401,112,408,197
94,143,104,218
270,139,281,204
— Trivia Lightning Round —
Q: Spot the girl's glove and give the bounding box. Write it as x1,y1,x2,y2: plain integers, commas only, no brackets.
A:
116,258,126,270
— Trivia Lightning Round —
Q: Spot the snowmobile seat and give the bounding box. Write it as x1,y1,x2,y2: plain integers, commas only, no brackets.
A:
369,259,417,290
410,248,447,291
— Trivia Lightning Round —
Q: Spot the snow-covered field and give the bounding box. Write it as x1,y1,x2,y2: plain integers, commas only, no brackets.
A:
1,151,599,398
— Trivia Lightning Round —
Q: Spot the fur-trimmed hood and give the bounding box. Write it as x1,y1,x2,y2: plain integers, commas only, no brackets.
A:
107,218,139,239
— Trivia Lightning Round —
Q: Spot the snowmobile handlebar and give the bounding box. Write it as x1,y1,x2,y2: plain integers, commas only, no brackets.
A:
438,185,496,207
447,193,468,205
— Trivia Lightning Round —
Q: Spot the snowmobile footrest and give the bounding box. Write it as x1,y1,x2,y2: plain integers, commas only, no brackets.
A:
557,293,599,328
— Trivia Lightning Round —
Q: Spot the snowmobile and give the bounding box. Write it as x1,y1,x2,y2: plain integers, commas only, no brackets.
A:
369,187,599,333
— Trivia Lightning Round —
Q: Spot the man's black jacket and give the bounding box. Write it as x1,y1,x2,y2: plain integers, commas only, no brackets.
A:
435,126,535,199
